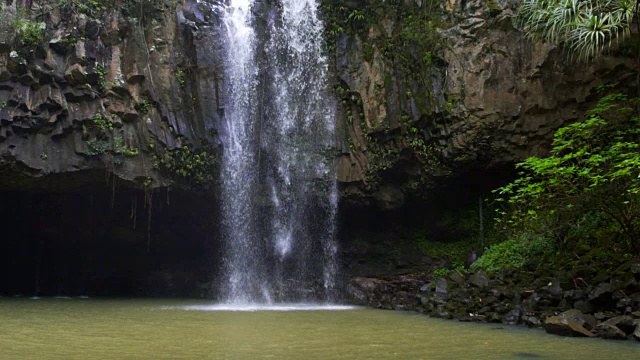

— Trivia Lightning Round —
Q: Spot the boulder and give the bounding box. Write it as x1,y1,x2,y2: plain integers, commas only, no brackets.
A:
596,323,628,340
435,278,449,300
633,320,640,341
523,315,541,327
346,284,368,303
503,308,521,325
541,279,563,299
419,282,435,292
594,312,607,320
560,309,597,331
589,282,612,304
448,271,465,285
543,316,595,337
469,270,490,288
347,277,389,304
600,315,635,334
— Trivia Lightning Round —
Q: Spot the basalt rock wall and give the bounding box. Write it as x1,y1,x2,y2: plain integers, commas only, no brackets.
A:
328,0,635,210
2,0,635,205
0,0,224,191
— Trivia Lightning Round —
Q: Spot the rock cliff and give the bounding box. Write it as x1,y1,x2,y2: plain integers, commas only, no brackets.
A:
1,0,635,203
328,0,635,209
0,0,222,191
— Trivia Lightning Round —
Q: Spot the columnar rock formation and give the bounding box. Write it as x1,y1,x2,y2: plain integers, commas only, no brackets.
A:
331,0,634,208
0,0,222,190
1,0,634,201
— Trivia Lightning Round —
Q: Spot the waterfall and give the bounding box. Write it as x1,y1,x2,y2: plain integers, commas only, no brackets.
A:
217,0,338,304
218,0,262,304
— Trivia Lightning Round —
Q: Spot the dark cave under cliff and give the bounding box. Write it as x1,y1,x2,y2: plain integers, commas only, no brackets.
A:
0,172,221,298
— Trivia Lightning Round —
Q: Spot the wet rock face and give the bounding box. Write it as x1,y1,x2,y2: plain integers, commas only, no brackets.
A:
329,0,635,208
0,0,223,191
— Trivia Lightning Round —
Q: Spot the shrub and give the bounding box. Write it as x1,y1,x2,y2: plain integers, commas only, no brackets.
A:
471,236,554,273
494,93,640,251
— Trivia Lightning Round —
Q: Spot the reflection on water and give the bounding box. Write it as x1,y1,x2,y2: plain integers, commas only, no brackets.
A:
1,299,638,359
171,304,357,312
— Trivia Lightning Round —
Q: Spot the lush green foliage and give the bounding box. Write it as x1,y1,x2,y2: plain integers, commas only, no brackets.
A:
517,0,636,60
471,236,554,273
494,93,640,252
153,145,216,185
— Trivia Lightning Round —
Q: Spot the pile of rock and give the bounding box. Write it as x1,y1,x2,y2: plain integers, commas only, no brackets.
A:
347,260,640,341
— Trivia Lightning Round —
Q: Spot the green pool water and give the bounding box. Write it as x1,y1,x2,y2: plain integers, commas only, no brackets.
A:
0,298,638,359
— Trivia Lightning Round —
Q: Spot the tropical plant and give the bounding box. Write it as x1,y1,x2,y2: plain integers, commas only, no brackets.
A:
517,0,637,61
494,93,640,251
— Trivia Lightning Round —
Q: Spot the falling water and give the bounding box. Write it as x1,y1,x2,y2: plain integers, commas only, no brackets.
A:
217,0,338,304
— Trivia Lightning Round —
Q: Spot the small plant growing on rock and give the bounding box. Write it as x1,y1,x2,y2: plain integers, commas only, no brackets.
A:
95,63,108,91
14,19,46,48
176,68,185,86
87,136,138,158
153,145,217,185
92,113,113,133
113,136,139,157
137,99,153,115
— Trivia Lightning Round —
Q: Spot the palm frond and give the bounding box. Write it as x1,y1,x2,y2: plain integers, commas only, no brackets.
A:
517,0,635,62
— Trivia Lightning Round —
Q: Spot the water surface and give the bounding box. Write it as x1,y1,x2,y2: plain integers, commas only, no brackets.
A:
1,299,638,359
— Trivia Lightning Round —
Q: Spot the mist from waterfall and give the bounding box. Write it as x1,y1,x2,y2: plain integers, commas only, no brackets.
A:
217,0,338,304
